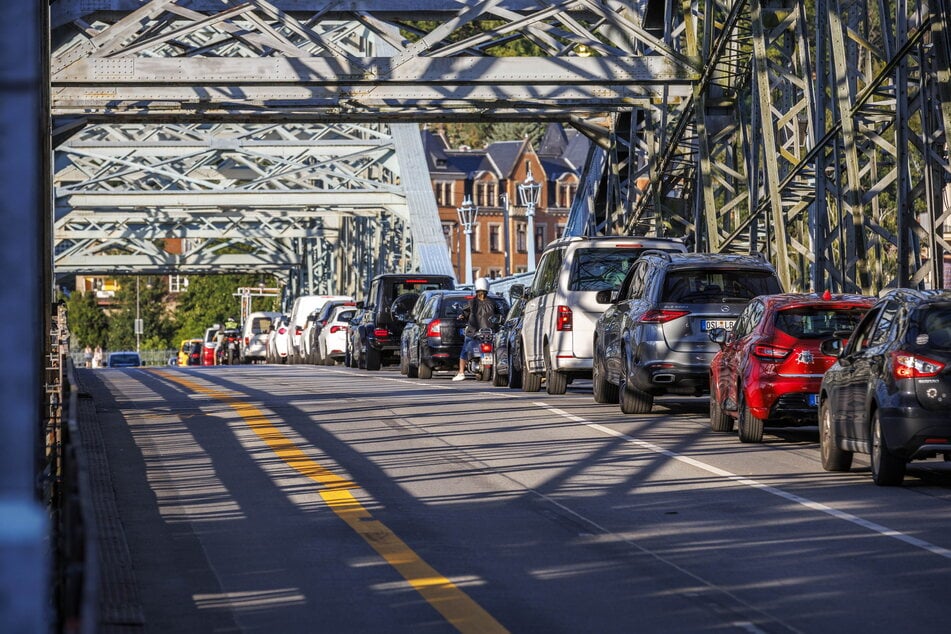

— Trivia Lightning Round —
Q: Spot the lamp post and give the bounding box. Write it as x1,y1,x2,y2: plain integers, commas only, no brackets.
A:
518,162,542,272
500,192,511,277
134,277,142,352
456,195,478,285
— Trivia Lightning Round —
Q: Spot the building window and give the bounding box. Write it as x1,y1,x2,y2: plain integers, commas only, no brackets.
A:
471,222,482,252
556,223,566,239
475,180,497,207
488,224,502,252
488,268,502,279
515,222,527,253
535,224,546,252
435,181,453,206
557,180,577,208
442,222,455,251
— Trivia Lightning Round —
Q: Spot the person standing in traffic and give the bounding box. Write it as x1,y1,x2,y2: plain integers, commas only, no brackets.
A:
83,345,93,368
454,278,500,381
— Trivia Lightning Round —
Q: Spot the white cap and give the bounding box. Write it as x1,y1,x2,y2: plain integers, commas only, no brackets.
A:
475,277,489,292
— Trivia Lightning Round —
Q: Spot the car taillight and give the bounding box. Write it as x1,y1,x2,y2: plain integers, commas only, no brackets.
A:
480,342,493,353
753,344,791,360
244,337,250,346
425,319,442,338
374,328,389,338
892,351,945,379
556,305,573,331
639,309,689,323
295,326,302,335
329,325,346,334
278,327,286,335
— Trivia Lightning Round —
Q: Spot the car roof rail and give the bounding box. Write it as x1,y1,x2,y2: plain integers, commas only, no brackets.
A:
638,249,674,261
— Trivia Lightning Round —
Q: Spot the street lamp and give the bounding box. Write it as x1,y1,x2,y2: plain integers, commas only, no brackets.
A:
518,162,542,272
456,195,479,285
134,277,152,352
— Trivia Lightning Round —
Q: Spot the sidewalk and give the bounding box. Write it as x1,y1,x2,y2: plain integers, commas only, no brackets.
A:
71,368,144,633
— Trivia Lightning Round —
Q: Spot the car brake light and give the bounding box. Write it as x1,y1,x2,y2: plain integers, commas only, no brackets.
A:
753,344,791,360
892,351,945,379
556,305,573,331
426,319,442,338
639,309,689,324
295,326,302,335
244,337,250,346
374,328,389,338
329,325,346,334
278,327,286,335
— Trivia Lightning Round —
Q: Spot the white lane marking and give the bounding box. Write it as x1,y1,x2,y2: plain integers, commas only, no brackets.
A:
536,402,951,560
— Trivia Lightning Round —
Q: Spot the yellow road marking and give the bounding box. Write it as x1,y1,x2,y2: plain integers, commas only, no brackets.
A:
154,371,507,633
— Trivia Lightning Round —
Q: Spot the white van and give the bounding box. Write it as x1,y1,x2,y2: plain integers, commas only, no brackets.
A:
240,311,281,363
516,236,686,394
287,295,353,362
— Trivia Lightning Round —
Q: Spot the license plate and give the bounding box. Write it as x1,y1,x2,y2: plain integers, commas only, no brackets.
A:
808,394,819,407
701,319,735,331
481,353,494,365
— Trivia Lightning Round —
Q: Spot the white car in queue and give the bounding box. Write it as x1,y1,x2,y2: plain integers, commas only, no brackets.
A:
316,304,357,365
266,314,291,363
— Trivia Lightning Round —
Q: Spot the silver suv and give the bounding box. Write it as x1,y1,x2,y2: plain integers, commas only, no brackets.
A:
593,253,783,413
515,236,686,394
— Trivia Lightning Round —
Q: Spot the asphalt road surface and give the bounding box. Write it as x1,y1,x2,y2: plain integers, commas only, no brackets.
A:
84,364,951,633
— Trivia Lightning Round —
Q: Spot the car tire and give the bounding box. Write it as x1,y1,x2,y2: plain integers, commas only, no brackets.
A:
418,362,432,379
871,410,905,486
508,348,523,389
521,345,542,392
709,392,734,432
492,367,506,386
399,349,409,375
545,345,568,395
592,352,619,404
819,400,852,471
618,349,652,414
737,392,764,443
323,353,335,367
365,346,381,371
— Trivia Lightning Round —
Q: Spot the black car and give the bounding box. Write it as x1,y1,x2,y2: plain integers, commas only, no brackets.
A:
593,252,783,413
818,289,951,485
493,297,526,388
348,274,455,370
398,290,507,379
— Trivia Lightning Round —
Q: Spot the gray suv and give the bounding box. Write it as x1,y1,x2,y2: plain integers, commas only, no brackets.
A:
592,253,783,414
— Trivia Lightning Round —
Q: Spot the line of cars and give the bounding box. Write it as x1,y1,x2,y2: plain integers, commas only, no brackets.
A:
351,236,951,487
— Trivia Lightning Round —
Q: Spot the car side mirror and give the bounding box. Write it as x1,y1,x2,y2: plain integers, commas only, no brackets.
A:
708,327,727,346
819,337,845,358
356,300,365,309
509,284,524,300
595,289,618,305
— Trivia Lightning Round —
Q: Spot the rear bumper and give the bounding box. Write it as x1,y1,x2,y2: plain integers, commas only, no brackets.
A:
879,405,951,459
421,343,463,369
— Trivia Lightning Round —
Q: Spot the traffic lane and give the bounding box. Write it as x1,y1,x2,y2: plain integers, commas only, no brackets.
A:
306,367,951,633
202,365,774,633
92,368,474,634
448,385,951,633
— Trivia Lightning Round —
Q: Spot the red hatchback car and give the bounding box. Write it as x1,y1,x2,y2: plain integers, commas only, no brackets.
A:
709,293,875,443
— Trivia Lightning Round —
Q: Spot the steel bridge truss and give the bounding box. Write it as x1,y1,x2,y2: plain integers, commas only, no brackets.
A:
49,0,699,295
610,0,951,293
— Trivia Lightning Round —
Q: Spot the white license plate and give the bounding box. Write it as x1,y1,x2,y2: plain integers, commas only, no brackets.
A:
481,353,494,365
701,319,735,331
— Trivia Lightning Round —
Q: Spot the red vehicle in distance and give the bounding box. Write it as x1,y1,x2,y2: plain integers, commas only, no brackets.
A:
709,292,875,443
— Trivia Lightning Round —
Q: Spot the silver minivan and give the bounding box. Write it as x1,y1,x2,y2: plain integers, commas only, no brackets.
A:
516,235,686,394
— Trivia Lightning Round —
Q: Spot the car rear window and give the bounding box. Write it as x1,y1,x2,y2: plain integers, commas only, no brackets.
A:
661,269,781,303
774,307,867,339
913,303,951,349
569,248,653,291
109,354,140,366
251,317,273,334
335,309,355,322
438,296,508,318
384,278,454,303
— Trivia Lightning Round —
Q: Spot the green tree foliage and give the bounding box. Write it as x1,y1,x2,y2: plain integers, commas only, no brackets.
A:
66,291,109,348
107,276,175,351
173,274,278,342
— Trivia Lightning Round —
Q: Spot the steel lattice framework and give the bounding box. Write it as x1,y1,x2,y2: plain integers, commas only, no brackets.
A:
614,0,951,292
49,0,698,296
49,0,951,294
